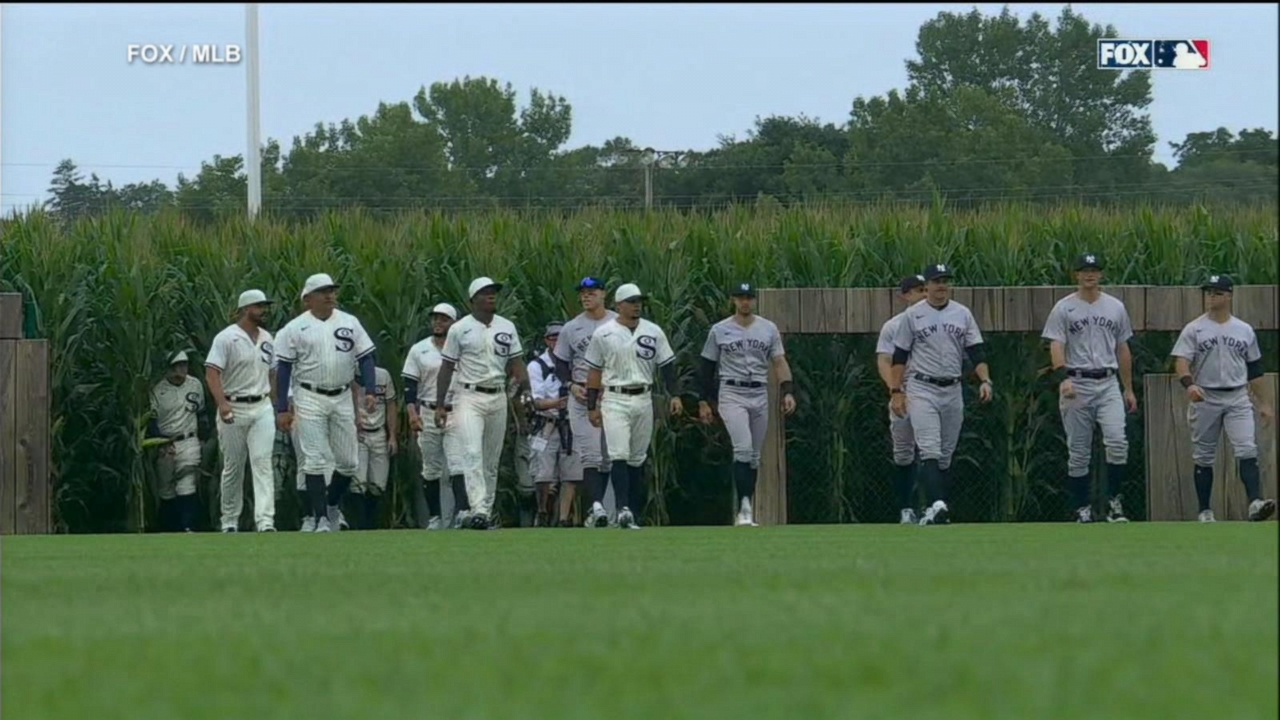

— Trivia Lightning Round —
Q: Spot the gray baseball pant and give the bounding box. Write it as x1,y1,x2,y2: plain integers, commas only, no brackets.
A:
1059,376,1128,477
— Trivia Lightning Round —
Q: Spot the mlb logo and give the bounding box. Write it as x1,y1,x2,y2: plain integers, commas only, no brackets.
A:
1097,39,1210,70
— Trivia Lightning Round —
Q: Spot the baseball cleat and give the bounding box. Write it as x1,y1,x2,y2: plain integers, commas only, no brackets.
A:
314,517,332,533
1075,506,1094,524
426,516,442,531
468,513,491,530
300,516,316,533
326,506,349,531
899,508,918,525
618,508,640,530
739,497,757,527
1198,509,1216,523
919,500,949,526
452,510,471,529
1106,496,1129,523
587,502,609,528
221,526,237,534
1248,499,1276,522
257,525,277,532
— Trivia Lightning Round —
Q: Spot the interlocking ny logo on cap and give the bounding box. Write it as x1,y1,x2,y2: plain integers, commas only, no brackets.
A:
1210,275,1220,283
739,283,750,291
936,264,946,272
1085,254,1096,264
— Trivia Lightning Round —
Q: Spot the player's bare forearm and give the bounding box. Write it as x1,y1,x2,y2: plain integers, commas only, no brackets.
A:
889,363,904,390
509,358,531,396
773,356,793,384
1049,341,1066,370
1174,357,1192,381
586,368,602,391
974,363,991,384
876,355,895,390
436,360,456,407
1118,342,1134,392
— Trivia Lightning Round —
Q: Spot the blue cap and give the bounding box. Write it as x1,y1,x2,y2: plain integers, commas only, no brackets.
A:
577,277,605,291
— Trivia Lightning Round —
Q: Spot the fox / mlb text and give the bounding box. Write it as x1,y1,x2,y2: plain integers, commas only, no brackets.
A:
127,44,243,64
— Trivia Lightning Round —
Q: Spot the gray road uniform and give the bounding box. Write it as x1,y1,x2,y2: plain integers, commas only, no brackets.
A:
877,312,916,467
1172,314,1262,468
700,315,784,469
891,299,984,470
1041,292,1133,478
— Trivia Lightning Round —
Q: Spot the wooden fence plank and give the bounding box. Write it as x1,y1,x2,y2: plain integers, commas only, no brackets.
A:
0,294,21,340
772,289,802,334
1235,285,1277,331
950,287,973,313
1030,287,1071,332
1108,286,1147,332
821,289,851,334
1003,287,1036,332
15,341,51,534
867,289,895,331
0,341,15,534
1145,373,1277,521
1143,287,1184,331
755,288,779,321
970,287,1004,332
756,363,786,525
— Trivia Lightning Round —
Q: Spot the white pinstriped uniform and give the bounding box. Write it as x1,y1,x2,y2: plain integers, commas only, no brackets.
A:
441,313,522,518
274,309,374,478
404,336,462,520
353,367,396,495
207,324,276,530
150,376,205,500
584,318,675,466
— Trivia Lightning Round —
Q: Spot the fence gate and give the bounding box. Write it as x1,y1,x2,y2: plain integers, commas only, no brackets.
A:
0,293,52,534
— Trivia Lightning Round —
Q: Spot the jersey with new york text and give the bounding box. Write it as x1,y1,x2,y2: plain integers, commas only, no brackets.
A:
701,316,783,383
892,300,983,380
1171,314,1262,389
1041,292,1133,370
554,310,618,384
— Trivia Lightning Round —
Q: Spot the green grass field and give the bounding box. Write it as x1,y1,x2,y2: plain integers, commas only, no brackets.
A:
3,524,1277,720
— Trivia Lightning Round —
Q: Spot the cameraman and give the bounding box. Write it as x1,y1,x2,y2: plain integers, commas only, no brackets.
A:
526,322,579,527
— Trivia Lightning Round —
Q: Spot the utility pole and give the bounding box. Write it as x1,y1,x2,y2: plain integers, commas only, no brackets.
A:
245,3,262,219
630,148,685,210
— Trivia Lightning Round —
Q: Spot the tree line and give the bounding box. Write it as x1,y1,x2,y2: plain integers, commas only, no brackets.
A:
38,6,1280,224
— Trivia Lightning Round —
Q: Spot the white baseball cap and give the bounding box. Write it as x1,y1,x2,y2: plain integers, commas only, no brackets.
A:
301,273,339,299
614,283,646,304
170,351,189,365
237,289,273,310
468,277,503,298
429,302,458,321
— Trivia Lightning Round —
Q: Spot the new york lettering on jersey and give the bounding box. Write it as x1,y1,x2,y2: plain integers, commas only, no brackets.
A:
206,325,274,398
893,300,982,378
275,309,374,389
1042,293,1133,369
442,314,523,387
1172,315,1261,388
585,318,674,387
554,311,618,383
701,317,782,382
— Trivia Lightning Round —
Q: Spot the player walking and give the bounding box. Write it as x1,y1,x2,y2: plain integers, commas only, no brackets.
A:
889,264,993,526
273,273,377,533
697,283,795,527
553,277,618,526
351,366,398,529
404,303,464,530
528,322,579,527
148,351,208,532
584,283,683,530
434,278,533,530
1172,274,1276,522
876,275,928,524
206,290,278,533
1042,253,1138,523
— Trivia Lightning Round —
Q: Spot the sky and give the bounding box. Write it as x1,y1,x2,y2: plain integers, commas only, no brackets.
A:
2,3,1277,212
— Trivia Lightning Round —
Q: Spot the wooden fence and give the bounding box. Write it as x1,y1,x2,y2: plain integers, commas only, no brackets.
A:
752,285,1280,525
0,293,52,534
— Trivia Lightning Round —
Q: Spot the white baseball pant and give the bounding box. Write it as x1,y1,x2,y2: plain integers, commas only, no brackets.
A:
418,414,459,521
217,399,276,530
155,437,201,499
353,429,390,495
450,387,508,518
294,386,359,477
602,391,654,466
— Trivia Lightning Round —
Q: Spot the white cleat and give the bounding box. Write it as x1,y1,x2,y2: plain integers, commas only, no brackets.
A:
314,516,332,533
221,526,237,534
1248,499,1276,522
1076,506,1094,524
1198,509,1216,523
618,508,641,530
736,497,758,527
586,502,609,528
452,510,471,530
426,516,442,531
1106,496,1129,523
899,508,918,525
918,500,949,526
327,506,348,531
300,516,316,533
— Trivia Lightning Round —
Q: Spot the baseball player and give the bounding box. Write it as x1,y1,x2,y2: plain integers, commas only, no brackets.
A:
584,283,683,530
876,275,928,524
273,273,378,534
434,277,532,530
528,322,579,527
1043,253,1138,523
404,303,464,530
285,381,339,531
553,276,619,526
206,290,278,533
350,366,398,529
889,263,993,526
697,283,795,527
148,351,208,532
1172,274,1276,522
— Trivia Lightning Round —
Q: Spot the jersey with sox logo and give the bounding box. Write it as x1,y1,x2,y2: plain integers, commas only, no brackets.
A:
151,376,205,437
584,318,675,387
206,324,274,397
273,309,374,389
441,314,523,387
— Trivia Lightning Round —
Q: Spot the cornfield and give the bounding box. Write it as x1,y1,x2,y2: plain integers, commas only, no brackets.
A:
1,201,1276,533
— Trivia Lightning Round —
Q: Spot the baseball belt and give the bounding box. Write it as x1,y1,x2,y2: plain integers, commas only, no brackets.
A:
723,380,765,389
607,385,651,395
1066,368,1116,380
300,383,346,397
229,394,266,403
463,384,502,394
912,373,961,387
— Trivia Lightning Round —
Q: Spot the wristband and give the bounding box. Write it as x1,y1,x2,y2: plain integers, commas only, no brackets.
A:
586,387,600,411
891,388,903,395
780,380,795,397
1180,375,1194,389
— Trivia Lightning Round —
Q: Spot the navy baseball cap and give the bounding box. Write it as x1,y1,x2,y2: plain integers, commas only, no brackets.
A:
1074,253,1104,271
899,275,926,294
923,263,953,281
1201,274,1234,292
577,276,605,291
730,282,757,298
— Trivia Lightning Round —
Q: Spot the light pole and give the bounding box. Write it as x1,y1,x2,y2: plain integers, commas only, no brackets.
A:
245,3,262,219
629,147,687,209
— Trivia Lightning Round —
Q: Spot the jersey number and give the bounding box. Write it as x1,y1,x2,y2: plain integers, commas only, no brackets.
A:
334,328,355,353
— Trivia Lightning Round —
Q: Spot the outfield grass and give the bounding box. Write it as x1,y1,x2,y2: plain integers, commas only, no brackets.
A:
2,524,1277,720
